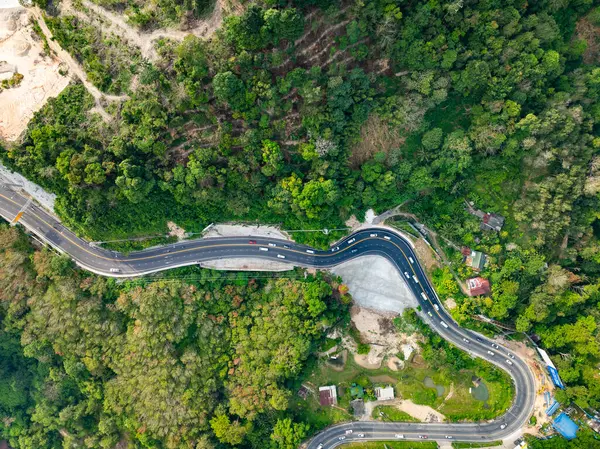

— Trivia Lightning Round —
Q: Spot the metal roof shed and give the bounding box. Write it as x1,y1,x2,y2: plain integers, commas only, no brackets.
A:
552,412,578,440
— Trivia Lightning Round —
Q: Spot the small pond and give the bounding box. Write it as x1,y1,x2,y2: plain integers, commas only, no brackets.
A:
423,376,445,397
471,377,490,403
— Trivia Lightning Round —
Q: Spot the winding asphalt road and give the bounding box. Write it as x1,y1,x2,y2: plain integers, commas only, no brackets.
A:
0,184,535,447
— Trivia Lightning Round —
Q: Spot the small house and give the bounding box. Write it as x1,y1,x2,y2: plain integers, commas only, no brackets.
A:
374,386,395,401
481,213,505,232
465,250,486,271
552,412,578,440
351,399,365,417
467,277,491,296
350,384,364,399
318,385,338,406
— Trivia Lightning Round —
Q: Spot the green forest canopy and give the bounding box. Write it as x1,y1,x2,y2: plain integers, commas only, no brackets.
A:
3,0,600,447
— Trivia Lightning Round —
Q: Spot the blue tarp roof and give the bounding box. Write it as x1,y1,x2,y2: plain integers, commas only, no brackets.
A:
553,412,579,440
546,400,560,416
548,366,565,389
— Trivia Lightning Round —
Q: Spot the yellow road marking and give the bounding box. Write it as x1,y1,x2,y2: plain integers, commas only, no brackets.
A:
0,191,432,305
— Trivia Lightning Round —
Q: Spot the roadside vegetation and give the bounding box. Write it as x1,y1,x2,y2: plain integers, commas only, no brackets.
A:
2,0,600,447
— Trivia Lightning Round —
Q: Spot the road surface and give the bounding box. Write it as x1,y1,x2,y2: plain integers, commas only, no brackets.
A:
0,184,535,447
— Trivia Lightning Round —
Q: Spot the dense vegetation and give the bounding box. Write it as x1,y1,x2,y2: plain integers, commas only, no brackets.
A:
3,0,600,446
0,224,346,448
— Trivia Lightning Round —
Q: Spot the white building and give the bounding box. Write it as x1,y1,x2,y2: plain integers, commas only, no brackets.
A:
375,386,395,401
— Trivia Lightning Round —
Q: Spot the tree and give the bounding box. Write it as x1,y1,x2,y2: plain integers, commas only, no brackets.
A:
270,418,309,449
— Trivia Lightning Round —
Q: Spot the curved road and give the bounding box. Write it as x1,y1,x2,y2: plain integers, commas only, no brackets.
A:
0,184,535,446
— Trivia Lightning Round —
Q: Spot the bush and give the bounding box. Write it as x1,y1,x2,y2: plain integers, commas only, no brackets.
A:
357,343,370,354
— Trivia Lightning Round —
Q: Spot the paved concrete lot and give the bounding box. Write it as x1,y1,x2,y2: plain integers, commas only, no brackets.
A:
331,255,418,313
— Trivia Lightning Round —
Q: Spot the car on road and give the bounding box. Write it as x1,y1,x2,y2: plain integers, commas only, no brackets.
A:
283,244,290,249
317,445,323,449
395,434,404,439
427,311,433,317
421,292,428,300
248,240,257,244
463,338,470,343
306,249,314,254
331,246,340,252
345,430,353,434
487,351,495,356
433,304,439,311
338,436,345,440
409,257,415,263
347,238,355,244
268,243,276,247
500,423,507,430
412,275,419,283
384,235,391,240
419,435,428,439
357,433,364,437
370,233,377,237
109,268,120,273
440,321,449,328
445,436,453,439
476,337,483,342
506,359,513,365
351,249,358,253
508,353,515,359
491,343,499,349
259,247,269,252
277,254,285,259
404,271,410,278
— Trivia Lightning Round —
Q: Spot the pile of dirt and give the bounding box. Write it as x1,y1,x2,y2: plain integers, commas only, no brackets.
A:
349,306,422,370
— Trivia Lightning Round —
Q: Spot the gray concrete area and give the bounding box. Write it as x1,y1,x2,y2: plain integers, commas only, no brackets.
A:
331,255,418,313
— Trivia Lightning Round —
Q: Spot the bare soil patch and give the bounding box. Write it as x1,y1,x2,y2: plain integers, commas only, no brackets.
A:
349,115,405,168
413,238,441,272
576,18,600,64
0,7,70,141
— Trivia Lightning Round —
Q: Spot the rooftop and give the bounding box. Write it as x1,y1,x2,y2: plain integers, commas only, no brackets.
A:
318,385,337,406
374,386,395,401
467,277,491,296
552,412,578,440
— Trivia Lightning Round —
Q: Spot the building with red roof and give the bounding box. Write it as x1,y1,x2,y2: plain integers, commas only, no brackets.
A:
467,277,491,296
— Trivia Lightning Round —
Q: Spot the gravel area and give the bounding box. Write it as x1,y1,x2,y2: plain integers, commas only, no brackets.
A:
0,163,57,211
198,258,293,272
203,223,291,240
331,255,417,313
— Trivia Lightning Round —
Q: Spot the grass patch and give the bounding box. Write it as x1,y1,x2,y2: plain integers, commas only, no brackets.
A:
372,405,420,422
321,337,341,352
340,442,438,449
101,235,179,253
452,442,502,448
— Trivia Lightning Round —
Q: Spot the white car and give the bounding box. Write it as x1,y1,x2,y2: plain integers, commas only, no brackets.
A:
440,321,449,328
463,338,470,343
395,434,405,439
347,238,355,244
384,235,391,240
487,351,495,356
306,249,315,254
338,436,345,440
433,304,439,311
345,430,353,435
259,247,269,252
268,243,276,247
370,233,377,237
109,268,120,273
412,275,419,284
404,271,410,278
491,343,499,349
500,423,507,430
409,257,415,263
445,435,453,439
317,445,323,449
427,311,433,317
277,254,286,259
506,359,513,366
357,433,364,437
508,353,515,359
331,246,340,252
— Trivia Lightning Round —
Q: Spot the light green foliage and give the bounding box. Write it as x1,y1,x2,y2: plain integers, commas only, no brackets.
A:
0,226,342,448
